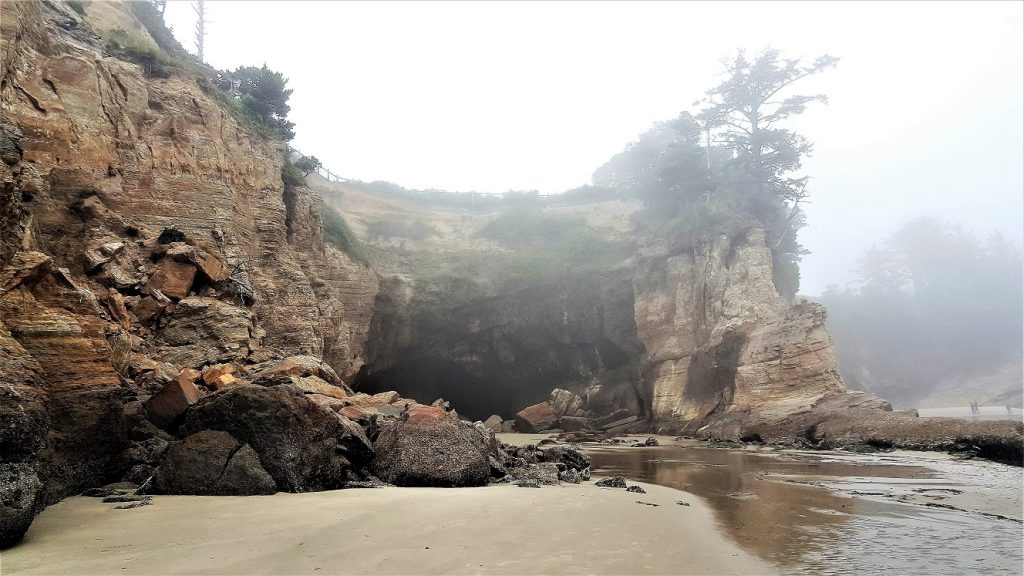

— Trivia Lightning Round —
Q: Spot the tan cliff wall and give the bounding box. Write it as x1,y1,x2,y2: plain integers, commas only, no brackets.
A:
634,229,846,432
0,0,377,519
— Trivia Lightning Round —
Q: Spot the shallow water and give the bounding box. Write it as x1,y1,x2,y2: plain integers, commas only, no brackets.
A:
586,443,1024,575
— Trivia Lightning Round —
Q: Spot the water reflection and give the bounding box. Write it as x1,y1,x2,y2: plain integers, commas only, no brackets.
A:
586,445,1023,575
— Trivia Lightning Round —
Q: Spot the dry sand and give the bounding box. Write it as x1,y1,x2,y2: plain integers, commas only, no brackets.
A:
2,481,772,575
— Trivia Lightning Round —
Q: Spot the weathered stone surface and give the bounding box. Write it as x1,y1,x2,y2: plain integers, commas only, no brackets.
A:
500,420,515,433
595,409,634,428
515,402,558,433
549,388,589,418
149,259,197,301
164,243,229,282
372,413,492,487
634,229,845,430
595,476,627,488
252,355,346,387
483,415,503,433
181,385,347,491
149,431,275,496
144,378,199,429
0,463,43,548
155,297,257,368
501,462,560,485
201,364,236,386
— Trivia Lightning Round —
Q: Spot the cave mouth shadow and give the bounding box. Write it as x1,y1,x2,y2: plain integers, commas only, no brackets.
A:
354,360,554,422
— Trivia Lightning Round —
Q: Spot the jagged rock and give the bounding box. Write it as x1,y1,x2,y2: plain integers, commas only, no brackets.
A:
164,243,229,282
631,437,660,447
144,377,199,429
500,420,515,433
181,385,349,491
155,297,256,368
0,463,43,549
501,462,560,485
515,402,558,434
548,388,589,418
595,476,627,488
538,446,591,473
149,259,196,301
483,415,503,433
123,464,155,485
202,364,236,386
372,410,492,487
149,431,276,496
559,468,582,484
250,357,351,400
339,405,379,423
626,485,646,493
516,479,542,488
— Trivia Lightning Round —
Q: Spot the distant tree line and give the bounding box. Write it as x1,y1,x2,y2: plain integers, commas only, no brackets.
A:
818,218,1023,407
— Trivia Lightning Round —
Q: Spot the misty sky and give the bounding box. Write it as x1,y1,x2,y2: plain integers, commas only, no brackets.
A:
164,1,1023,295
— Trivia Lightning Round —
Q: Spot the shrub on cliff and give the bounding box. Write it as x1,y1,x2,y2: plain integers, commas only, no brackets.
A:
320,204,363,261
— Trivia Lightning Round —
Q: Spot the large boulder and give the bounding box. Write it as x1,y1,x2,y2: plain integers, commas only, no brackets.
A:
372,407,493,487
548,388,589,418
515,402,558,433
144,376,199,429
483,415,503,433
0,463,43,549
149,431,275,496
180,385,347,491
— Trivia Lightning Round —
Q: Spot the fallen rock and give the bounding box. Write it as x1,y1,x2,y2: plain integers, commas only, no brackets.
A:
500,420,516,433
149,259,197,301
548,388,589,418
201,364,236,386
516,479,542,488
149,431,276,496
165,243,229,282
501,462,560,485
595,409,634,428
144,377,200,429
372,411,493,487
595,476,627,488
559,416,595,432
626,485,646,493
515,402,558,434
483,415,503,433
181,385,349,491
155,297,256,367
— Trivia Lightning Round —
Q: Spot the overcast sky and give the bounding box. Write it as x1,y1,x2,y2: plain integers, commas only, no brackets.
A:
164,1,1023,295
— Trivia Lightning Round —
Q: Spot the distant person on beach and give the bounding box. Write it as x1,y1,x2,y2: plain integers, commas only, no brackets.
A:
1007,405,1013,415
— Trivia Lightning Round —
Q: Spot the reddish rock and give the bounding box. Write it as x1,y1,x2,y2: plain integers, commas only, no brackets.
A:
404,404,452,425
209,373,239,390
144,378,200,429
340,405,379,422
149,259,196,301
515,402,559,433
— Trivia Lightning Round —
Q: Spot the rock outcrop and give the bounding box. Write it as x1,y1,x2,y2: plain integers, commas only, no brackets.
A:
0,0,376,545
634,229,845,431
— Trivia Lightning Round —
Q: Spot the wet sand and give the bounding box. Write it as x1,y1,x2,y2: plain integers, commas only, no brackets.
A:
3,481,771,575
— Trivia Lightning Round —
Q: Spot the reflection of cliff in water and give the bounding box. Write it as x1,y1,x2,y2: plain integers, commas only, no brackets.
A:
587,445,1023,575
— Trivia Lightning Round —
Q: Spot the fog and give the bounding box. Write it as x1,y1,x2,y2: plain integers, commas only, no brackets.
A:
163,0,1022,295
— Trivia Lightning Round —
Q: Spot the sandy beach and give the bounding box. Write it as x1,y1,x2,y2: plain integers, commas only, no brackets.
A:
2,480,772,575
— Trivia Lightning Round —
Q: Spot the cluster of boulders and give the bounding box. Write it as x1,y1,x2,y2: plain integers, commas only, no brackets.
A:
498,388,647,440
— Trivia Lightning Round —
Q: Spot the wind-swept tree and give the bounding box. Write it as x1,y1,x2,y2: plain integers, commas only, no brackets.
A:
698,49,837,247
225,65,296,140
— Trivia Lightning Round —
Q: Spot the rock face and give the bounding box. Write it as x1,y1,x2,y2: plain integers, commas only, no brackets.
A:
0,0,378,546
515,403,559,434
149,431,275,496
633,229,845,431
372,407,493,487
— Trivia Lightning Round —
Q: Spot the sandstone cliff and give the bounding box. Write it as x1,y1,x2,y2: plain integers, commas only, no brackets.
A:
0,0,376,545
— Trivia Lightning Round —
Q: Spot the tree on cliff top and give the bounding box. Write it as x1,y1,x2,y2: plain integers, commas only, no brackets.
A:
698,49,838,247
224,65,296,141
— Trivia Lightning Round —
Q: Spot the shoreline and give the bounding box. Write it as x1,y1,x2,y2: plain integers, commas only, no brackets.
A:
3,480,772,575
